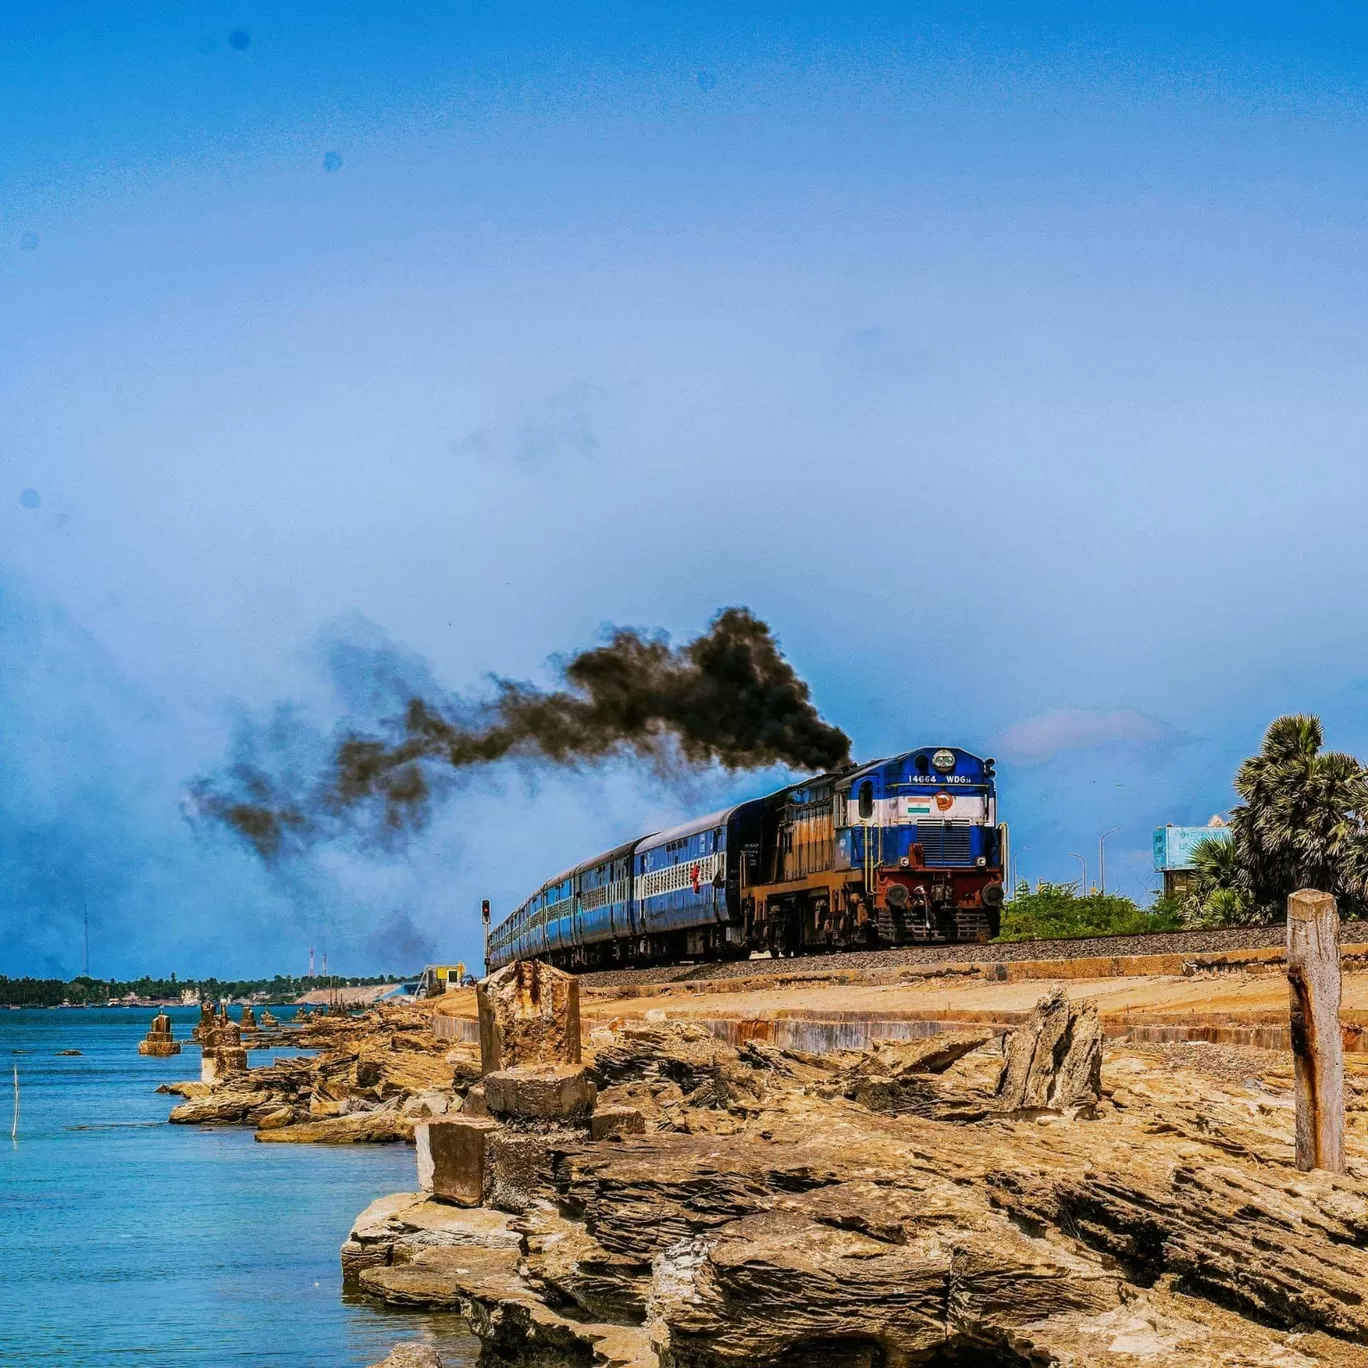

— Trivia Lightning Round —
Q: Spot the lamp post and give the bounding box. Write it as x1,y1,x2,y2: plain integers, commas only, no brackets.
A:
1069,852,1088,896
1010,846,1030,897
1098,828,1121,896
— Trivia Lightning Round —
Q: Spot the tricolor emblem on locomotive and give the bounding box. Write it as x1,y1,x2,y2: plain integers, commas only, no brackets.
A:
487,746,1007,971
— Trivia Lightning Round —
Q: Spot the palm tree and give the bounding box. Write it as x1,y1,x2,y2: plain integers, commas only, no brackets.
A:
1181,834,1254,926
1225,714,1368,918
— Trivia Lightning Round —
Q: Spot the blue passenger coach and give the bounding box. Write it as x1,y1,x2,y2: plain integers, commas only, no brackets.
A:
486,745,1005,971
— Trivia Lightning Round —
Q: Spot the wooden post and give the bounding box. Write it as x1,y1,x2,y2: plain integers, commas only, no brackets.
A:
1286,889,1345,1173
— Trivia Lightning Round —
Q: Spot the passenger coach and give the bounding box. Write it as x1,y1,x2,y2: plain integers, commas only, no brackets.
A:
486,745,1006,971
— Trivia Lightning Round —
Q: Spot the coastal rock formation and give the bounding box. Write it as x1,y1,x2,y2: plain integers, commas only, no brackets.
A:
161,1003,477,1141
367,1344,444,1368
994,984,1103,1115
347,999,1368,1368
137,1010,181,1057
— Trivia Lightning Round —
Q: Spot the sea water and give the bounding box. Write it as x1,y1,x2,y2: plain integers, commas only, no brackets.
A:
0,1006,479,1367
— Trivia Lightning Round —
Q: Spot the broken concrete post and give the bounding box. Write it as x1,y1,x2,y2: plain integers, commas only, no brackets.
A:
241,1004,257,1031
996,986,1102,1114
192,1000,214,1043
1287,889,1345,1173
137,1010,181,1057
200,1017,249,1086
417,1117,499,1206
484,1064,596,1119
476,960,581,1074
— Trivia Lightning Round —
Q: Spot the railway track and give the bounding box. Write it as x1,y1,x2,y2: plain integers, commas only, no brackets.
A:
578,918,1368,988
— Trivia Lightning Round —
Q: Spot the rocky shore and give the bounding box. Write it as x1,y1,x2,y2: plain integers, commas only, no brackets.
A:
158,1003,479,1142
344,985,1368,1368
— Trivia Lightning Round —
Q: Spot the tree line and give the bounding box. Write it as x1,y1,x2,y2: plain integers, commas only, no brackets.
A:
0,971,411,1008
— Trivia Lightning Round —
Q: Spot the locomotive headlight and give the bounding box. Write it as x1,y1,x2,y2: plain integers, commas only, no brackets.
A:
931,748,956,773
976,857,987,867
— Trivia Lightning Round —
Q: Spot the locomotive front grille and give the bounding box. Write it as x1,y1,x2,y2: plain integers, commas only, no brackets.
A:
915,821,972,865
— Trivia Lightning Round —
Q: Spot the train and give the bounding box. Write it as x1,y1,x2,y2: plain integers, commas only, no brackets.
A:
485,745,1007,972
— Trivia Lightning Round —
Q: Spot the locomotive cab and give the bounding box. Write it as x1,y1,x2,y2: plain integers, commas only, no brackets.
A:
835,747,1004,944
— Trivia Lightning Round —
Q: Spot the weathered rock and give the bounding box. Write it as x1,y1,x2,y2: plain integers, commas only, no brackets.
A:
486,1127,581,1214
591,1106,646,1140
360,1241,655,1368
476,960,581,1073
461,1083,490,1117
241,1004,258,1031
163,1002,462,1143
168,1091,271,1124
366,1345,442,1368
254,1111,411,1144
592,1022,734,1092
341,1191,522,1286
416,1117,499,1206
346,1026,1368,1368
484,1065,597,1120
995,986,1103,1114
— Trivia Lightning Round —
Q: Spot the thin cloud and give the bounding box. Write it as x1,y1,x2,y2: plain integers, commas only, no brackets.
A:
995,707,1172,765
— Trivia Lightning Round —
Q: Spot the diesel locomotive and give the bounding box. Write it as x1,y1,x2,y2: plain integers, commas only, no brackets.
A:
486,746,1007,972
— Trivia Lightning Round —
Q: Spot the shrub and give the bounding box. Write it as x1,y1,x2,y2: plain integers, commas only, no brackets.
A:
997,881,1183,942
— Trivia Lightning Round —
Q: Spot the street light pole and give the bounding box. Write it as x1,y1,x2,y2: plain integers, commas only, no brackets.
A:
1010,846,1030,897
1098,828,1120,896
1069,852,1088,896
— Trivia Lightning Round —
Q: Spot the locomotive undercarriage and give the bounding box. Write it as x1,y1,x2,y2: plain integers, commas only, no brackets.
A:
535,867,1002,972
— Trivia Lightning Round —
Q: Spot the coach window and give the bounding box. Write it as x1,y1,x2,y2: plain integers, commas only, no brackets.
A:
857,780,874,821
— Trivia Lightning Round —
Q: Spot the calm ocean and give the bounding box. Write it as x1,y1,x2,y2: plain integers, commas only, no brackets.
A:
0,1006,479,1367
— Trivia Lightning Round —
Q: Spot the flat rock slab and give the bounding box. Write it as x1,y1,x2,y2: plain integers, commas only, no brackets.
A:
254,1112,411,1144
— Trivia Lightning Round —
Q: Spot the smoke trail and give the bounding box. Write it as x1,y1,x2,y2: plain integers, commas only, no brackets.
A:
192,608,851,858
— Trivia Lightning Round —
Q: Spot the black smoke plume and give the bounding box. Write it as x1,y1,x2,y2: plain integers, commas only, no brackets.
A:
191,608,851,859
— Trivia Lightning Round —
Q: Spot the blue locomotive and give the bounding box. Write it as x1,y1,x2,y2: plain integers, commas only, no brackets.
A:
486,746,1007,971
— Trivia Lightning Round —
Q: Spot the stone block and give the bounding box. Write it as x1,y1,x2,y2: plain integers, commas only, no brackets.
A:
461,1083,490,1117
484,1128,562,1214
417,1117,499,1206
590,1106,645,1140
483,1065,596,1120
201,1048,248,1086
476,960,581,1073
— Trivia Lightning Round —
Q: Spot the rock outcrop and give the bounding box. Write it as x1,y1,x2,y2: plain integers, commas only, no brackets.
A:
161,1003,479,1140
994,984,1103,1115
366,1344,443,1368
346,997,1368,1368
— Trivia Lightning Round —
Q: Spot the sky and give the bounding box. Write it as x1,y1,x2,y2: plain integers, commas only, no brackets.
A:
6,2,1368,978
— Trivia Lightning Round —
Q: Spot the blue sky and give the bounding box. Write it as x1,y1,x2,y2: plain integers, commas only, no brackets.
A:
6,2,1368,977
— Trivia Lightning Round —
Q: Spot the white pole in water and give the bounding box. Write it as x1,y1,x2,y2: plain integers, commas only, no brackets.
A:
11,1064,18,1142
